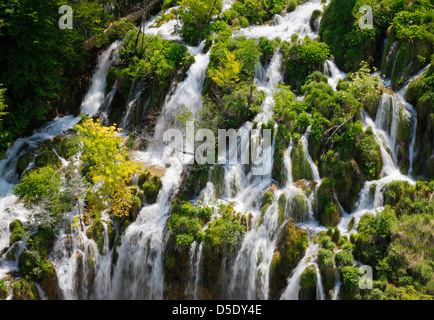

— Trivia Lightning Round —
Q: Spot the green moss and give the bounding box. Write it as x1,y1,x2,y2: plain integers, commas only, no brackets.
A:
11,279,40,300
0,280,8,300
9,219,26,245
316,179,341,227
335,250,355,268
18,227,55,282
16,153,34,176
290,140,313,181
86,218,106,254
278,191,308,225
261,190,274,215
269,221,309,299
300,265,317,300
355,132,383,181
139,170,163,204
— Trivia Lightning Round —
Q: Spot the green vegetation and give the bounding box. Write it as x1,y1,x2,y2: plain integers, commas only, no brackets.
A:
14,166,75,226
179,0,223,44
281,38,330,90
203,204,246,253
405,62,434,177
168,201,213,246
75,118,141,218
200,36,265,132
0,0,134,153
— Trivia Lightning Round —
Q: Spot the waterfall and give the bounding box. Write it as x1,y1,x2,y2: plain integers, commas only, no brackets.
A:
0,42,121,298
280,244,322,300
323,59,347,91
234,0,326,41
153,42,210,141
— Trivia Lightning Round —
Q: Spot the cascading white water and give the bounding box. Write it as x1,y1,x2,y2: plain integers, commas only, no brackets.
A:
1,0,431,301
234,0,327,41
0,42,121,298
323,59,347,91
279,243,324,300
91,39,211,299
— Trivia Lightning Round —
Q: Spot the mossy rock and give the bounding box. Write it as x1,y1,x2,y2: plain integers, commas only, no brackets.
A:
51,135,76,160
293,179,317,197
34,151,62,169
317,248,335,298
309,10,322,32
277,190,308,225
210,166,225,198
316,181,341,227
0,280,8,300
299,265,317,300
272,125,291,186
18,227,56,288
86,218,106,254
261,190,274,215
163,234,192,299
9,219,25,245
269,221,309,299
290,140,313,181
355,132,383,181
11,279,40,300
16,153,34,176
335,160,364,213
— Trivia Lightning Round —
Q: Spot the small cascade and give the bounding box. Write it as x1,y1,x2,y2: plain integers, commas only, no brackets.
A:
153,42,210,141
234,0,326,41
80,42,121,117
300,126,321,182
283,141,294,187
119,79,144,130
279,243,322,300
0,42,121,288
323,59,347,91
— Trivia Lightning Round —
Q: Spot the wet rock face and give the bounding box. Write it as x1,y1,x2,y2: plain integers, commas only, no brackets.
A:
163,236,191,300
309,10,322,32
11,278,40,300
269,221,309,299
299,265,317,300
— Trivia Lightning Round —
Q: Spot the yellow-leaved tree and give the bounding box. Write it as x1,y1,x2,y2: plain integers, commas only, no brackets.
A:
75,118,141,218
208,50,241,90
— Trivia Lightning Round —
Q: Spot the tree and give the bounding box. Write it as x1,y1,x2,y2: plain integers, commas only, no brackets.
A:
179,0,222,44
75,118,141,218
208,50,242,90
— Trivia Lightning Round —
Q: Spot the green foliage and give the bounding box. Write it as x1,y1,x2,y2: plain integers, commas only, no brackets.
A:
0,0,115,150
11,278,40,300
14,166,74,225
75,118,141,218
115,32,193,85
18,227,55,282
203,204,246,253
0,279,7,300
335,250,355,268
179,0,223,44
341,266,360,299
9,219,28,246
168,201,213,246
139,170,163,204
281,38,330,90
353,206,396,268
228,0,290,27
201,37,265,131
355,131,383,180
